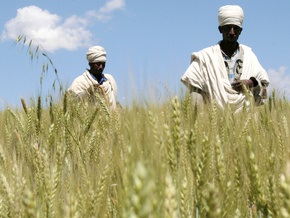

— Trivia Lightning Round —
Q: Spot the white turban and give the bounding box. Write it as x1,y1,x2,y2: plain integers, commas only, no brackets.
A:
218,5,244,28
86,46,107,63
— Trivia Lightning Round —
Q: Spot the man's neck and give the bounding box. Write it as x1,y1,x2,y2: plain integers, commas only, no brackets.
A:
219,41,239,58
89,69,103,83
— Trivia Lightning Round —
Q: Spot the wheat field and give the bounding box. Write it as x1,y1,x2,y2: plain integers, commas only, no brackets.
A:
0,90,290,217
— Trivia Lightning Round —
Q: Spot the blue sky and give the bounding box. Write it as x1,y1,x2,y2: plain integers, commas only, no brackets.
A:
1,0,290,109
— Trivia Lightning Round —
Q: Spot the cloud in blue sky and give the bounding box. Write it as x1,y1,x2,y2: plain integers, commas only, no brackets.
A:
1,0,125,52
100,0,125,13
268,66,290,99
86,0,125,22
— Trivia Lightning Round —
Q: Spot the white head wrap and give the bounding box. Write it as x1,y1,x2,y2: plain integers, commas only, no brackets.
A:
218,5,244,28
86,46,107,63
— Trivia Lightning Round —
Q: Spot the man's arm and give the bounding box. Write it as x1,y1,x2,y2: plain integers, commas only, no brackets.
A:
231,77,269,105
190,87,206,107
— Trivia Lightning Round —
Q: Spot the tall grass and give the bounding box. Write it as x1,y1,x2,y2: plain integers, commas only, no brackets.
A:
2,36,289,217
0,91,290,217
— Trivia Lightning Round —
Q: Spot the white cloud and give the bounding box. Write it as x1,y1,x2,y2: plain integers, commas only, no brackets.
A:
86,0,125,22
268,66,290,99
1,6,92,52
1,0,125,52
99,0,125,13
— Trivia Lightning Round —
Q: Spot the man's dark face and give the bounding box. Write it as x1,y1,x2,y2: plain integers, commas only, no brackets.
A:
90,62,106,77
219,25,242,44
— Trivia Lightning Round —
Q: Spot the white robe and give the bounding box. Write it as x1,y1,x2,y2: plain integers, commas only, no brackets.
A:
68,70,118,109
181,44,269,111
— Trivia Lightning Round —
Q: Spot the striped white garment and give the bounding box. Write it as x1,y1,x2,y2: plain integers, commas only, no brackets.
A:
68,70,118,109
181,44,269,112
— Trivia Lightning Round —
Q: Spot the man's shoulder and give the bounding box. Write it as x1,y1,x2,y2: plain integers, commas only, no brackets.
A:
239,44,252,52
190,44,220,63
103,73,118,92
198,44,219,52
71,70,91,84
104,73,115,80
104,73,117,85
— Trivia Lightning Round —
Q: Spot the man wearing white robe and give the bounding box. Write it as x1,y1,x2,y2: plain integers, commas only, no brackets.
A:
68,46,118,109
181,5,269,112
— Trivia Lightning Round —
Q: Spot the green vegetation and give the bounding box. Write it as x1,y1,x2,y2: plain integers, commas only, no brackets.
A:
0,91,290,217
1,36,289,217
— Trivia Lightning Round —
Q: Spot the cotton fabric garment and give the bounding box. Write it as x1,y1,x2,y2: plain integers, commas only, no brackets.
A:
86,46,107,63
218,5,244,28
181,44,269,112
68,70,118,109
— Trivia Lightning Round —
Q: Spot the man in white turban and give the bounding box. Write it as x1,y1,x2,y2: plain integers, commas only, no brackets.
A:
68,46,118,109
181,5,269,112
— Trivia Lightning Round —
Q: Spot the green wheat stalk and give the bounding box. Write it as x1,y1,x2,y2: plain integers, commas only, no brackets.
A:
246,136,268,216
22,188,37,217
171,96,181,162
0,174,15,215
165,123,177,177
164,171,178,218
279,160,290,217
201,182,221,218
180,176,188,218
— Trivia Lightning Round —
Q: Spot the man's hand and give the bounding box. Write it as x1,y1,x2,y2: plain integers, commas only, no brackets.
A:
231,79,253,92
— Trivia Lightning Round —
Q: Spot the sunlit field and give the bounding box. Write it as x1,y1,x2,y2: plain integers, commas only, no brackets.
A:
0,90,290,217
1,37,290,217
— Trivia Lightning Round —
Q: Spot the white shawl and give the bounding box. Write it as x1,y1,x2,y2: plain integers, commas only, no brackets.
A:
181,44,269,110
68,70,118,109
